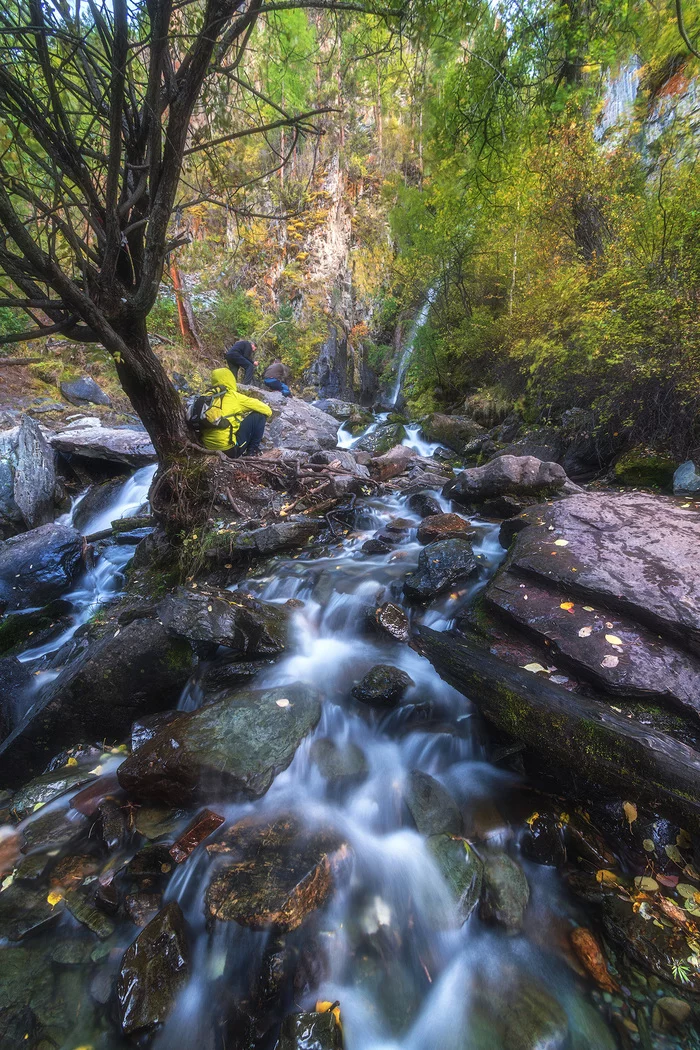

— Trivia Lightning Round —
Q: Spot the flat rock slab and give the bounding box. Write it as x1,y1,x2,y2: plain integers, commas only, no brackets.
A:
404,538,477,601
445,454,572,509
486,571,700,723
50,424,155,466
261,393,339,454
417,513,474,545
118,683,322,805
504,492,700,653
159,587,289,654
205,813,347,931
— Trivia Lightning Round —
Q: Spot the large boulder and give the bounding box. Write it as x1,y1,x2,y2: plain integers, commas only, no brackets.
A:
370,444,417,481
13,415,58,528
355,421,405,455
674,460,700,495
311,398,362,421
421,413,485,453
0,523,84,612
158,587,289,655
444,455,574,515
403,538,477,601
0,598,73,658
417,513,473,545
118,683,322,804
0,615,195,787
49,421,155,466
60,375,111,407
205,813,347,931
0,427,22,536
405,770,462,836
117,901,189,1034
259,391,338,454
428,835,483,924
309,448,370,478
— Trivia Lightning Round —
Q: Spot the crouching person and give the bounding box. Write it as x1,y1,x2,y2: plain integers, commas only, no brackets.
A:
201,367,272,458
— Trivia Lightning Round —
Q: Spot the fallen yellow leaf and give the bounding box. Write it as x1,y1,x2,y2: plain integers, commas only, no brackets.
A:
605,634,623,646
65,757,78,767
596,869,619,885
623,801,638,826
47,890,63,907
521,662,548,673
554,539,569,546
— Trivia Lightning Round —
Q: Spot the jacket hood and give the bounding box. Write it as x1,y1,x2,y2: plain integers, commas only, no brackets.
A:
211,367,238,393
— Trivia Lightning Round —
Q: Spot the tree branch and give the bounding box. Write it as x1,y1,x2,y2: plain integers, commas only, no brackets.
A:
183,107,336,156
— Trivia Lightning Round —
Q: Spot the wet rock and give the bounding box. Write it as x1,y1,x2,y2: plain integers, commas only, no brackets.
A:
127,843,175,888
521,812,566,867
206,813,347,931
674,460,700,495
406,491,442,517
65,888,115,938
361,537,393,555
50,853,99,889
50,420,155,466
262,392,339,454
370,444,416,481
159,587,288,655
134,806,187,841
10,766,97,821
72,478,126,532
652,996,692,1031
0,598,74,657
0,617,195,786
277,1010,342,1050
374,601,410,643
96,798,129,852
416,513,474,545
445,455,573,513
69,770,121,815
131,710,181,752
428,835,483,923
13,415,58,528
169,809,225,863
422,413,485,453
310,448,371,478
60,375,111,407
352,664,414,707
406,770,462,836
468,970,569,1050
0,657,32,738
480,852,530,932
497,491,700,652
312,397,361,420
0,522,84,612
220,519,322,557
125,893,162,927
198,656,276,693
417,627,700,830
601,893,700,993
403,538,477,601
310,737,368,784
0,882,65,940
355,421,405,455
20,806,88,852
117,900,190,1033
118,683,322,805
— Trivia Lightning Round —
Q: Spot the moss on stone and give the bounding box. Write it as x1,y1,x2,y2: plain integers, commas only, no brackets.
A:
613,450,676,490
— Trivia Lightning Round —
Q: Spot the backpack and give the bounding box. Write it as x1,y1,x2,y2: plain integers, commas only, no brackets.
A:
185,385,228,433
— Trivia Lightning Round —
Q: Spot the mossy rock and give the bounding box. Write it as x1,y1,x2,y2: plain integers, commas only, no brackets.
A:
613,449,676,490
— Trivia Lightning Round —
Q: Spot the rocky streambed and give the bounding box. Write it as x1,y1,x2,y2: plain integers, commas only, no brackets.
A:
0,404,700,1050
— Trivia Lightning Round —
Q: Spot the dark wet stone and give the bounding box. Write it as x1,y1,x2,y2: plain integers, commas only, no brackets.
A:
133,806,187,841
277,1010,342,1049
355,422,404,455
127,844,175,888
0,522,84,612
521,812,566,867
0,599,73,658
117,900,190,1034
10,767,97,822
49,853,99,889
428,834,483,923
480,852,530,932
406,492,442,517
95,881,120,915
20,807,88,853
406,770,462,836
125,893,162,927
361,537,393,555
422,413,485,453
602,894,700,993
72,478,126,532
60,375,111,407
370,444,417,481
96,798,129,852
158,587,289,655
65,888,115,938
70,771,121,816
310,737,368,784
403,538,477,601
0,616,195,787
374,601,410,643
468,969,569,1050
652,996,692,1031
0,657,32,739
417,513,474,545
198,656,276,693
352,664,414,707
169,809,225,863
205,813,348,932
0,882,65,940
131,710,181,753
118,683,322,805
14,853,50,883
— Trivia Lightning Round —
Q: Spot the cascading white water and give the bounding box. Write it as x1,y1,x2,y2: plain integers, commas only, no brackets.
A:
391,288,436,407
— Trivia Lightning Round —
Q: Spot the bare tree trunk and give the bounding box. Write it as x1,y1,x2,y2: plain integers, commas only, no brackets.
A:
170,261,203,351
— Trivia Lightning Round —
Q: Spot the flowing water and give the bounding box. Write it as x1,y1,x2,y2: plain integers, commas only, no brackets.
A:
390,289,436,407
2,440,619,1050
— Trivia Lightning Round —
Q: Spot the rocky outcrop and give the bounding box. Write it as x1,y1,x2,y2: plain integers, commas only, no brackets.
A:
0,615,195,786
0,523,84,611
421,413,485,453
416,513,473,545
13,415,59,529
259,390,339,454
60,376,111,408
158,587,289,655
354,421,404,455
49,419,155,466
118,683,322,804
417,628,700,830
403,538,477,601
351,664,414,707
445,455,575,516
370,444,416,481
674,460,700,495
205,813,347,931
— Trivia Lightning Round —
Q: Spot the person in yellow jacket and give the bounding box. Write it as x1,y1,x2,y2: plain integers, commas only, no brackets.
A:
201,367,272,457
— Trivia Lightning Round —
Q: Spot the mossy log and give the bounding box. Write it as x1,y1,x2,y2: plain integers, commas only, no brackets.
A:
416,627,700,830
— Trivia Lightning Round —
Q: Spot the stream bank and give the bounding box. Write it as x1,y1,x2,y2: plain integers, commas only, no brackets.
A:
0,406,699,1050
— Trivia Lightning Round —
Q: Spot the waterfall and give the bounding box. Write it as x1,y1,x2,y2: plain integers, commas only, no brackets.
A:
391,288,436,407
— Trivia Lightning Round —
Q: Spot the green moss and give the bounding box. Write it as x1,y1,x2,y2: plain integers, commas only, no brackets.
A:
613,449,676,490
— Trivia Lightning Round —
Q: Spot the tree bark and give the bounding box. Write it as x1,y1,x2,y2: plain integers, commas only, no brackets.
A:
170,261,203,351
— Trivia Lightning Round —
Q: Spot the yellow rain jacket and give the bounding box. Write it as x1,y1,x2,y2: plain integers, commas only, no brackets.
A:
201,368,272,451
